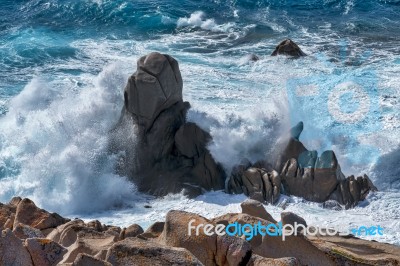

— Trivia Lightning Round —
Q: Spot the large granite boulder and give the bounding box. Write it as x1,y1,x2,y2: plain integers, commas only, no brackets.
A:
120,223,144,239
211,213,275,249
271,39,307,57
13,223,44,239
111,52,226,197
13,198,70,230
308,231,400,265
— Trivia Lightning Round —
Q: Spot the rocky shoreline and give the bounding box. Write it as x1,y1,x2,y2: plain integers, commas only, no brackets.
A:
1,197,399,265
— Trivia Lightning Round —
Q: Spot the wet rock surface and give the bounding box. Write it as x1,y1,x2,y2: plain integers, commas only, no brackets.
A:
271,39,307,57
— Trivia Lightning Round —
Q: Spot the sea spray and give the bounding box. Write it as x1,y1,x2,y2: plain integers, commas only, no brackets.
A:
0,63,137,214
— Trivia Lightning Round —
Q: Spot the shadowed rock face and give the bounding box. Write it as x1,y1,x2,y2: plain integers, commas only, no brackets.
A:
124,52,183,131
227,122,377,209
278,122,377,208
271,39,307,57
111,52,226,197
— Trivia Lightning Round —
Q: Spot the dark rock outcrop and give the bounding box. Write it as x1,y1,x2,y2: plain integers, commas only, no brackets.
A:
111,52,225,197
228,121,377,209
227,165,281,205
271,39,307,57
278,122,377,208
248,54,260,62
123,52,183,131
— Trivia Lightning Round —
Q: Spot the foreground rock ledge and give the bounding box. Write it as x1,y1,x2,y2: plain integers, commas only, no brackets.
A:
1,197,400,266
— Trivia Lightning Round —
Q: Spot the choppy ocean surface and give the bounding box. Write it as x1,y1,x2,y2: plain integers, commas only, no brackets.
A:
0,0,399,244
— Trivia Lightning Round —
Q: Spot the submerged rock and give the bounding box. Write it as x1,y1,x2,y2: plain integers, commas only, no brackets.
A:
271,39,307,57
247,53,260,62
111,52,225,197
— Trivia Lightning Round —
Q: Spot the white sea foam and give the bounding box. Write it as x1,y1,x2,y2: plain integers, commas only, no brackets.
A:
0,63,137,214
177,11,235,33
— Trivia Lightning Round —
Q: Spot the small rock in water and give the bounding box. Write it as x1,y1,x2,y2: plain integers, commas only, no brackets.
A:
248,53,260,62
271,39,307,57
